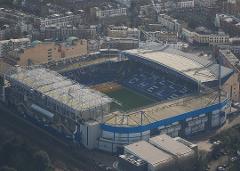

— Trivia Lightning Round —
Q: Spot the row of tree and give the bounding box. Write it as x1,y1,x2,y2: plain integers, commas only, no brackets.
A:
0,136,52,171
211,124,240,171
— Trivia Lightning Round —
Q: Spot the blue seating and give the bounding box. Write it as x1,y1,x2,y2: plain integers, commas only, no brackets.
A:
62,60,197,101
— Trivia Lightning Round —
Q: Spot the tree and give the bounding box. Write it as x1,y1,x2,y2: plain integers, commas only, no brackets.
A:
229,160,240,171
0,166,17,171
195,151,208,171
33,150,51,171
0,0,14,6
129,0,139,27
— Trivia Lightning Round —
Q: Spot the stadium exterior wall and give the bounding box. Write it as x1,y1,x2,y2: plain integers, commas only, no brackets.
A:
99,98,229,153
101,99,229,134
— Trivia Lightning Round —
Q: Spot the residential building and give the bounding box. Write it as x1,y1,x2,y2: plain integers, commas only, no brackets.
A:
139,4,155,18
0,8,34,36
158,14,182,33
36,11,85,28
5,37,88,66
0,8,34,24
88,40,100,53
215,14,240,36
195,0,217,8
218,49,240,102
144,31,178,42
0,38,31,58
35,25,96,41
102,37,138,50
90,7,127,19
217,40,240,57
176,0,195,8
182,28,229,45
0,25,11,40
107,25,139,38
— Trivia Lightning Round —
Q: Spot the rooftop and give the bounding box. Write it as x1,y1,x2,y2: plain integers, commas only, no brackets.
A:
6,67,112,113
125,141,174,167
220,49,239,67
124,49,233,83
149,134,194,157
218,14,240,26
105,91,226,126
0,38,30,44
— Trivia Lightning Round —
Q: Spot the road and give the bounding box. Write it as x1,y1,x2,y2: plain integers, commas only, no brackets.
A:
0,103,103,171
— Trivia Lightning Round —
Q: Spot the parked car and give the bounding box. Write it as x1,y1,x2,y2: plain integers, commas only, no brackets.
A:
216,165,225,171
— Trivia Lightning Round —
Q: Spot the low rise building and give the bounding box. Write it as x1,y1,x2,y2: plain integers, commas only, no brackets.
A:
215,14,240,37
218,49,240,102
36,11,85,28
195,0,217,8
139,4,155,18
182,28,229,45
0,8,34,35
102,37,139,50
149,134,196,171
36,25,96,41
107,25,139,38
119,134,197,171
5,37,88,66
123,141,176,171
176,0,195,8
0,38,31,58
158,14,181,33
90,7,127,19
0,25,11,41
144,31,178,43
217,41,240,57
0,8,34,24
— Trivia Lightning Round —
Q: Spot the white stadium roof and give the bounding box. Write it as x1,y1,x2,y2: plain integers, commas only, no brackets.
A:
124,49,233,83
7,67,112,113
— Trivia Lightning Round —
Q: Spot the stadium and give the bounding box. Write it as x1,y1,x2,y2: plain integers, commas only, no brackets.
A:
1,48,234,153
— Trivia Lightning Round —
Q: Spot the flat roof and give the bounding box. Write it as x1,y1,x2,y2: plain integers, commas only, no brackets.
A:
125,141,174,166
7,67,112,112
124,49,232,83
149,134,193,157
0,38,30,43
220,49,239,67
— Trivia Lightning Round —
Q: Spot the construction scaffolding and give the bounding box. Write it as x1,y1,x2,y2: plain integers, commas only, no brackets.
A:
5,66,113,120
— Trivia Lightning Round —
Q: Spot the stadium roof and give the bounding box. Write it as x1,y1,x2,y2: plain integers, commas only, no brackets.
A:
123,49,233,83
124,141,174,167
104,91,226,126
6,67,112,113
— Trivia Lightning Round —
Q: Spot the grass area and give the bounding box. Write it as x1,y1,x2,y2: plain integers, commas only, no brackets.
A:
106,86,156,112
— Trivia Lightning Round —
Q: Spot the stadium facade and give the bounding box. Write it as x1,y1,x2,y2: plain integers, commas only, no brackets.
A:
1,49,234,153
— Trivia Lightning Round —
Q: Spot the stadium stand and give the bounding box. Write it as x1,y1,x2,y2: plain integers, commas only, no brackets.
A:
62,60,197,101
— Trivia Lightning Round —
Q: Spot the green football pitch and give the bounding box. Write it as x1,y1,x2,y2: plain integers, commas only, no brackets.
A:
105,86,156,112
